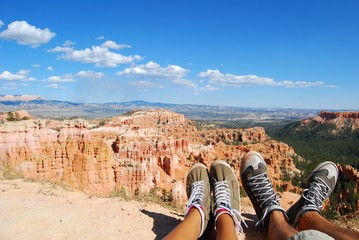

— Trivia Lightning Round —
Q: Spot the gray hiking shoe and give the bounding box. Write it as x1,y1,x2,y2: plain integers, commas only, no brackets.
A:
241,151,286,227
185,163,211,238
210,160,247,234
286,161,339,226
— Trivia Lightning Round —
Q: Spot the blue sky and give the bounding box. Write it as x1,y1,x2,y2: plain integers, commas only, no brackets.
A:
0,0,358,109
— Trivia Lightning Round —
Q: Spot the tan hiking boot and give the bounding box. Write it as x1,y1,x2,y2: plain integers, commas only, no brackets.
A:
210,160,246,234
185,163,211,238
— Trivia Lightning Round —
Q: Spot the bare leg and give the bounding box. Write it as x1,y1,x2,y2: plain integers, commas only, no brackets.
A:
216,214,238,240
267,211,297,240
163,208,201,240
298,211,359,240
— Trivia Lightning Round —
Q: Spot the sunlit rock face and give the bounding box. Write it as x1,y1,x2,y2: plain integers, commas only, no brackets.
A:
1,109,301,199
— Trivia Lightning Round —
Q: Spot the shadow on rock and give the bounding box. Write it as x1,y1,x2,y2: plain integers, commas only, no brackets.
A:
141,209,181,239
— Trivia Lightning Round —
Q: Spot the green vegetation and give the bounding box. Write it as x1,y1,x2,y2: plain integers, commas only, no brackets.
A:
110,186,181,211
5,112,30,121
270,121,359,219
271,122,359,170
195,118,359,218
0,165,24,180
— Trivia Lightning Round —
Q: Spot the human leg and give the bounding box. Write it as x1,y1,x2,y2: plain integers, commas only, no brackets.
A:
298,211,359,240
163,208,202,240
287,161,359,240
215,214,238,240
210,160,247,240
241,151,298,240
163,163,211,240
268,211,298,240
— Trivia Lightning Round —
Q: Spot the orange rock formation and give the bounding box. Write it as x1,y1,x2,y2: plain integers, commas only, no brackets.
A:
1,109,300,200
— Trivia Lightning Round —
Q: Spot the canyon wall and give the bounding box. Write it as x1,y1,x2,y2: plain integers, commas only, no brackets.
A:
1,109,301,200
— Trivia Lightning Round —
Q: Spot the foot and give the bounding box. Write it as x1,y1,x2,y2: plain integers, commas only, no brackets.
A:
185,163,211,238
286,161,339,226
210,160,247,234
241,151,286,227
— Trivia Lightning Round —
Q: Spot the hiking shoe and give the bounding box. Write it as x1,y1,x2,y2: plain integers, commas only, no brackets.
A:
185,163,211,238
286,161,338,226
210,160,247,234
241,151,286,227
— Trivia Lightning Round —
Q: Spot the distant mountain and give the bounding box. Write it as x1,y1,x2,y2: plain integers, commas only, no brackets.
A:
0,94,320,120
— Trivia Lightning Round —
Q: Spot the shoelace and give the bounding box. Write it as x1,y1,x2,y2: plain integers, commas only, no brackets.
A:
186,181,205,209
185,180,206,237
248,172,281,226
214,181,247,234
303,177,330,209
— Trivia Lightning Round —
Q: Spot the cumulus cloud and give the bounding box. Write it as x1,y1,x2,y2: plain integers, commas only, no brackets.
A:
75,70,104,78
0,20,56,47
48,41,141,67
97,36,105,40
0,20,4,28
63,40,76,47
47,66,53,71
45,83,61,88
0,69,31,81
47,46,73,53
117,61,189,79
48,74,76,83
198,69,326,89
33,64,40,68
128,80,164,88
172,78,197,90
101,40,130,50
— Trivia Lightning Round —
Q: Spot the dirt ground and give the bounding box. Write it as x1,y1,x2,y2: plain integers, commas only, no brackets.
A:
0,179,357,240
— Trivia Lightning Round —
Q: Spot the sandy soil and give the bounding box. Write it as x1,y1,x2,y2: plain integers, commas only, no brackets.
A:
0,179,301,240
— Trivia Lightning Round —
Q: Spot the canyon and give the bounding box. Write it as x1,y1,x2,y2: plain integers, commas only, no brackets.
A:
0,109,299,202
0,109,358,213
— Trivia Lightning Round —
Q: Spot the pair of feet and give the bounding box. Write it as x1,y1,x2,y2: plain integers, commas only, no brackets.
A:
185,151,339,237
185,159,246,237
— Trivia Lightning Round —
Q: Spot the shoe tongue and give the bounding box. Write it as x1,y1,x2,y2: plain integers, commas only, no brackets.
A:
253,162,267,175
244,162,267,178
311,169,331,187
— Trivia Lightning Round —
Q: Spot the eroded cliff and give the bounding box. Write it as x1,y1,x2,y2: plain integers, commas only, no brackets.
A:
1,109,301,201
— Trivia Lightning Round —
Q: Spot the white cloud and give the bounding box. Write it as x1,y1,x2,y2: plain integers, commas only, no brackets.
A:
117,61,189,79
0,69,30,81
97,36,105,40
63,40,76,46
101,40,130,50
75,70,104,78
0,20,56,47
128,81,164,88
200,85,223,91
48,42,141,67
47,66,53,71
198,69,326,88
45,83,61,88
33,64,40,68
0,20,4,28
47,46,73,53
3,82,30,88
48,74,76,83
172,78,197,90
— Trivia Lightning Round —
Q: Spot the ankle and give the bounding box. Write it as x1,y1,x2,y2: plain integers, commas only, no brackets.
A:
269,210,288,224
216,212,235,229
185,204,205,237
